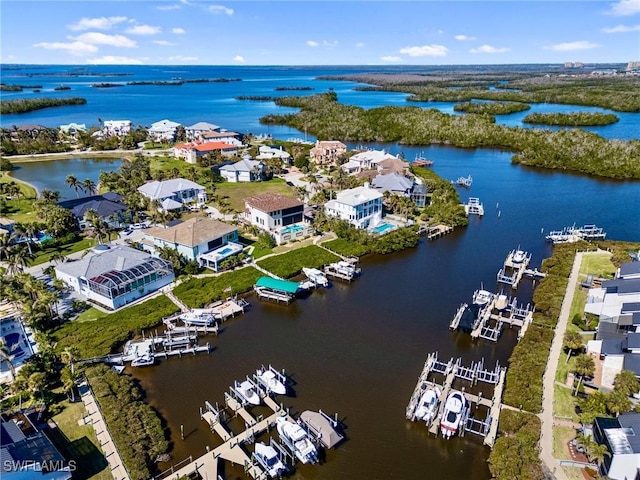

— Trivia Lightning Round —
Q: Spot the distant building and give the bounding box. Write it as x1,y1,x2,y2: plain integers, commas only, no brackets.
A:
592,413,640,480
148,119,181,142
309,140,347,165
185,121,220,141
244,193,312,244
255,145,292,164
372,172,427,207
174,141,238,164
200,131,243,146
102,120,132,137
324,183,383,229
59,123,86,136
143,217,242,271
54,244,174,310
137,178,207,211
219,158,265,183
341,149,398,174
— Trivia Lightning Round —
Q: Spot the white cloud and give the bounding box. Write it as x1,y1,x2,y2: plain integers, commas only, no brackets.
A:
86,55,143,65
544,40,600,52
355,42,365,48
168,55,198,62
208,5,234,15
399,44,448,57
157,4,180,10
381,56,402,62
126,25,161,35
33,41,98,55
73,32,137,48
602,24,640,33
455,34,476,41
172,27,186,34
233,55,246,63
67,16,128,31
306,40,319,47
607,0,640,16
469,44,510,54
153,40,175,46
322,40,338,47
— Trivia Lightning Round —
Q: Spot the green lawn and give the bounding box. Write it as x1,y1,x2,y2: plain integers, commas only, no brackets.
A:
174,266,262,308
580,252,616,277
216,178,297,211
31,238,97,265
554,384,580,422
51,400,111,480
256,245,340,279
557,352,577,383
553,425,577,459
1,172,38,222
75,307,108,323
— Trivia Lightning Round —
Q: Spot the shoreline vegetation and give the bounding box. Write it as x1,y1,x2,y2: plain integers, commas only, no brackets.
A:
260,92,640,179
274,86,314,91
1,83,44,91
522,111,619,126
453,101,531,115
0,97,87,114
236,95,276,101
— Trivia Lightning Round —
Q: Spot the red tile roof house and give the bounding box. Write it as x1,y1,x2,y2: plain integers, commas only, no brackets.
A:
309,140,347,166
174,141,238,164
244,193,313,244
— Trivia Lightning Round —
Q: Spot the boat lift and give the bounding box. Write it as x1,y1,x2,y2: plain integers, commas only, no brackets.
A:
254,365,288,396
249,437,292,478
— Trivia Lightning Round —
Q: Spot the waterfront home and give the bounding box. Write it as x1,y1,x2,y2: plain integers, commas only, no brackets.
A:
9,124,48,140
201,130,243,146
341,149,397,174
59,122,87,136
143,217,242,271
324,182,383,229
244,193,312,244
185,121,220,140
103,120,132,137
54,244,175,310
174,141,238,164
138,178,207,211
1,413,72,480
256,145,292,164
377,157,411,175
219,157,265,183
58,192,128,229
149,119,182,142
372,172,427,207
592,413,640,480
0,302,37,384
309,140,347,166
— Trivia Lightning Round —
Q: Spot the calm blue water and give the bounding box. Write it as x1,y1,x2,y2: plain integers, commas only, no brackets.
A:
1,64,637,140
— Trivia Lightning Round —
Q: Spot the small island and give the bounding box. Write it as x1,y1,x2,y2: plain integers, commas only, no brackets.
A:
522,111,619,126
236,95,276,101
92,82,126,88
53,85,71,91
453,101,530,115
274,86,314,91
0,83,43,92
1,97,87,114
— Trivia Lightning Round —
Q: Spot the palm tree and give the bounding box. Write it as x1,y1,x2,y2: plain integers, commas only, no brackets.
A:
40,189,61,203
6,245,32,275
605,391,633,416
82,178,97,196
573,354,595,395
613,369,640,396
65,175,81,198
564,330,584,363
575,432,594,455
0,338,16,382
50,251,67,265
586,443,610,471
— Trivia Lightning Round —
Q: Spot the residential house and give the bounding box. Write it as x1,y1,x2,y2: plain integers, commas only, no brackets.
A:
201,131,243,146
219,158,265,183
148,119,181,142
54,244,175,310
185,121,220,141
592,413,640,480
138,178,207,211
377,157,411,175
59,122,86,136
1,411,72,480
244,193,312,244
309,140,347,166
341,149,397,174
372,172,427,207
324,183,383,229
256,145,292,165
0,303,37,384
143,217,242,271
103,120,132,137
174,141,238,164
10,125,48,140
58,192,128,229
0,218,16,237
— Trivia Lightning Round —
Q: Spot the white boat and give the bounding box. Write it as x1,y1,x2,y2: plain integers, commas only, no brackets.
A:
302,267,329,287
414,386,441,423
512,249,527,264
254,442,286,478
440,391,468,439
131,352,154,367
235,380,261,406
335,261,357,276
472,289,493,306
256,367,287,395
179,309,216,327
276,417,318,464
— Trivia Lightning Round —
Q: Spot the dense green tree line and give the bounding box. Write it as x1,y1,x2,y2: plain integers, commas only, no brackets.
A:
522,111,619,126
86,364,168,480
1,97,87,114
261,93,640,179
1,126,71,155
453,101,530,115
410,166,468,227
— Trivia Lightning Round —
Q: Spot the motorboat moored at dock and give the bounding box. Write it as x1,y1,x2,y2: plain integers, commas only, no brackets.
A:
440,391,468,439
472,289,493,306
255,365,287,395
235,379,261,406
414,386,441,423
302,267,329,287
276,417,318,464
253,442,286,478
179,309,217,327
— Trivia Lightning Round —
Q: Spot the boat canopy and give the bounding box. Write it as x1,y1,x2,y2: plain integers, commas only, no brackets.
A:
255,276,300,294
300,410,344,448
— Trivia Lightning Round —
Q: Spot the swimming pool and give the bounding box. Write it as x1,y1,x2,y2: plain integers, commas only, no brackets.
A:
281,224,304,234
373,223,394,234
37,232,53,242
217,247,233,255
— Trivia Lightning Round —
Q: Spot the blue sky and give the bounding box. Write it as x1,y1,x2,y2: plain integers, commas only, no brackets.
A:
1,1,639,65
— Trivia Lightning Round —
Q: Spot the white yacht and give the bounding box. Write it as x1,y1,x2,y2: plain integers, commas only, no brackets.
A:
302,267,329,287
179,309,216,327
512,249,527,264
256,367,287,395
131,352,154,367
235,380,261,406
472,289,493,306
254,442,286,478
440,391,468,439
414,386,441,423
276,417,318,464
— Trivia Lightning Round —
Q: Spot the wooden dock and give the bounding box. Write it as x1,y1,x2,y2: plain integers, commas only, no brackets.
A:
210,298,248,321
254,286,294,303
419,224,454,240
449,303,468,330
323,262,361,282
496,249,532,289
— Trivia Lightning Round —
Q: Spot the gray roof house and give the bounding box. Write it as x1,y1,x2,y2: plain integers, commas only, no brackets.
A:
54,244,174,310
372,173,427,207
185,121,220,140
219,158,265,183
593,413,640,480
138,178,207,211
58,192,128,228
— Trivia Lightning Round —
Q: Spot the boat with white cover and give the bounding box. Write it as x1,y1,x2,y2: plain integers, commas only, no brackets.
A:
472,289,493,306
302,267,329,287
131,352,154,367
254,442,286,478
414,386,441,423
256,366,287,395
276,417,318,464
512,249,527,264
495,294,509,311
235,380,261,406
179,309,216,327
440,391,468,439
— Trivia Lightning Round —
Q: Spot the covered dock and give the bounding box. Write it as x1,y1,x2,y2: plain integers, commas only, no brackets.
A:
254,276,300,303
